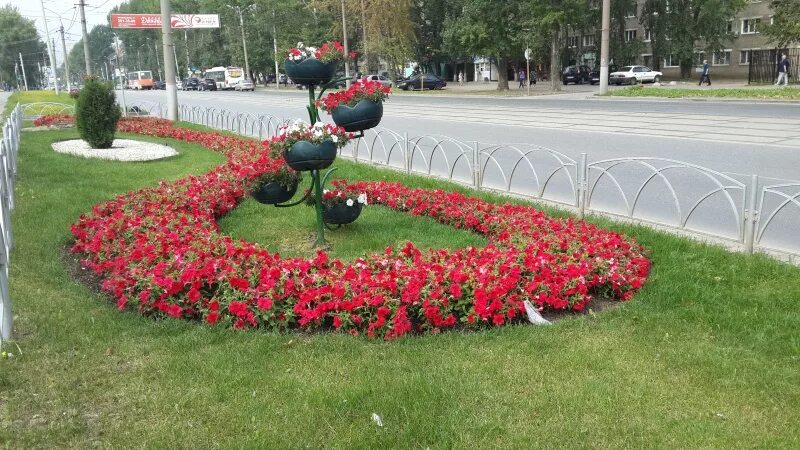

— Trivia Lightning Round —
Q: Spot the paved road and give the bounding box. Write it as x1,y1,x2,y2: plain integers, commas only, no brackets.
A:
119,88,800,182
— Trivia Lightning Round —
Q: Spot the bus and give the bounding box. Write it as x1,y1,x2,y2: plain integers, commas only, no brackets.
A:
126,71,154,90
204,66,245,90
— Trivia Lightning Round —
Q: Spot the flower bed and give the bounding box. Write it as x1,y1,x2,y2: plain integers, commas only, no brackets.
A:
33,114,74,127
69,117,650,339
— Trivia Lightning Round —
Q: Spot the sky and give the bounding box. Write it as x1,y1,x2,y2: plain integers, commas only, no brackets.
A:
4,0,127,64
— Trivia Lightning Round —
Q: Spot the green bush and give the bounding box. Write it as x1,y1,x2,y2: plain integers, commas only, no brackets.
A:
75,77,121,149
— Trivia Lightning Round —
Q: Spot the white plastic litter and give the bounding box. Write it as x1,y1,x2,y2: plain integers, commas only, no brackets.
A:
371,413,383,427
523,300,551,325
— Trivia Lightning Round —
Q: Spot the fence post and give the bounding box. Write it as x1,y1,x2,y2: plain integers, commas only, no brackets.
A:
577,153,588,219
404,132,411,174
472,141,482,190
743,174,759,254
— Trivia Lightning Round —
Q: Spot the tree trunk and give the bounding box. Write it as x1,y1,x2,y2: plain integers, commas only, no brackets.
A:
497,56,509,90
550,28,561,91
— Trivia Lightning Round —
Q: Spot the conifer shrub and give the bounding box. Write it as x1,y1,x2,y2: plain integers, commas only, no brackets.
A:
75,77,121,149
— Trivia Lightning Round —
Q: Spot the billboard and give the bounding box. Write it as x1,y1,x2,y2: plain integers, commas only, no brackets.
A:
111,14,220,29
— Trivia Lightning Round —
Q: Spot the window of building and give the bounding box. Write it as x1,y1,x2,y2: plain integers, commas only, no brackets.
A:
626,4,637,18
642,54,653,67
739,50,750,65
583,35,595,47
644,29,652,42
713,50,731,65
567,36,579,48
741,18,761,34
695,52,706,65
664,54,679,67
726,20,733,33
625,29,637,42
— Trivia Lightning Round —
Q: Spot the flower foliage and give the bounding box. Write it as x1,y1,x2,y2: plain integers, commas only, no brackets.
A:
318,80,392,112
287,41,357,64
70,117,651,340
269,119,352,155
306,181,368,208
34,114,74,127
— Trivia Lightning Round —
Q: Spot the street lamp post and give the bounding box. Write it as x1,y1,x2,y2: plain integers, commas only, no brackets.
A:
341,0,350,87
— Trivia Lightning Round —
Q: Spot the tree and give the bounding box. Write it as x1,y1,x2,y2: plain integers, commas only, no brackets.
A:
0,6,46,89
762,0,800,46
442,0,526,90
640,0,669,70
69,25,115,80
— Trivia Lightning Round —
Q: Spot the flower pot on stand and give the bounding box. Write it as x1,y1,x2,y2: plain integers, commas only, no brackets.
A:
331,100,384,132
283,140,338,171
323,203,363,225
284,59,338,86
251,181,298,205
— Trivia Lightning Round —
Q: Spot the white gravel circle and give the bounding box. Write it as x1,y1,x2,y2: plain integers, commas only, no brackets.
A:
51,139,177,161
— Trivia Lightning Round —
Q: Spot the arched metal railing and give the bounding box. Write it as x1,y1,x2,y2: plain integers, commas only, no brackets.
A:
22,102,74,120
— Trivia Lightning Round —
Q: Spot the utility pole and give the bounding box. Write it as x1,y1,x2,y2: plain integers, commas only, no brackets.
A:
361,0,367,74
114,34,127,115
153,40,163,80
160,0,178,121
78,0,92,75
59,22,71,91
273,9,279,89
599,0,611,95
341,0,350,87
184,30,191,76
227,5,253,80
39,0,60,93
19,53,28,91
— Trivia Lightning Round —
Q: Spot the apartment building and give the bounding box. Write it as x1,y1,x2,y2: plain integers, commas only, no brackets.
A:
567,0,799,80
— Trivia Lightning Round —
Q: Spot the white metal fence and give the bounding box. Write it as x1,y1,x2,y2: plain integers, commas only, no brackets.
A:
104,102,800,261
0,104,21,344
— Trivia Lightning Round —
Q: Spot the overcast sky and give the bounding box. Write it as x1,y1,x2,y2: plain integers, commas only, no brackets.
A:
5,0,127,63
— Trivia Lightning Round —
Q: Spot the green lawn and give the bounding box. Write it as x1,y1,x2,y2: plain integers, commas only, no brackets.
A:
1,96,799,447
608,85,800,100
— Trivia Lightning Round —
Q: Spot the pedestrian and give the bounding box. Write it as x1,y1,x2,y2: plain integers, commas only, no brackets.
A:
530,68,537,85
699,60,711,86
775,54,790,86
518,69,526,88
458,71,464,86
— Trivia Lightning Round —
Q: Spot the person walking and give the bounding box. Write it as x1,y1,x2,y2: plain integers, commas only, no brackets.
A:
458,71,464,86
775,54,790,86
699,60,711,86
518,69,526,88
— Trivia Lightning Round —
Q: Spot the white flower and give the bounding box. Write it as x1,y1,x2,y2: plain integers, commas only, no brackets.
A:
346,199,354,207
323,189,329,194
357,193,368,205
331,135,338,143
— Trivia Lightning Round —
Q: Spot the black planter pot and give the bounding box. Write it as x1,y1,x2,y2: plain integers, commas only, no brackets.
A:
251,181,298,205
284,58,338,86
283,140,338,171
323,202,363,225
331,100,384,132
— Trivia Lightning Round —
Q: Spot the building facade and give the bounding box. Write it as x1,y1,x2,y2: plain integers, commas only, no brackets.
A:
566,0,800,81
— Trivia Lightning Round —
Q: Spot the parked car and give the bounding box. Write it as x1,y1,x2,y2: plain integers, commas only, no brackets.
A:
182,77,200,90
154,80,166,90
176,79,183,90
397,73,446,90
609,65,663,85
234,79,255,91
199,79,218,91
279,74,288,85
588,65,619,85
357,74,393,88
562,65,591,85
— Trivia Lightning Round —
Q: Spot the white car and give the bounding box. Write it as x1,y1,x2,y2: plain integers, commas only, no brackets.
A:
357,74,393,88
609,65,663,85
234,79,255,91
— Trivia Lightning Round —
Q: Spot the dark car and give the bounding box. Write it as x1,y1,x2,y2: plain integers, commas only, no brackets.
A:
154,80,166,90
562,65,591,85
199,78,218,91
588,65,619,85
182,77,200,91
397,73,446,91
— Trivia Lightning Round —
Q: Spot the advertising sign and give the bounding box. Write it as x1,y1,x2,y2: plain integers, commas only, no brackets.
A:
111,14,220,29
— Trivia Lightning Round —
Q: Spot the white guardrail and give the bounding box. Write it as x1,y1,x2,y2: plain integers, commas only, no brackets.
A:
26,102,800,264
0,104,21,344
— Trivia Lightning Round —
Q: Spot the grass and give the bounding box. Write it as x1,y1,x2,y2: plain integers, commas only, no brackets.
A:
2,94,800,447
608,85,800,100
3,90,74,118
